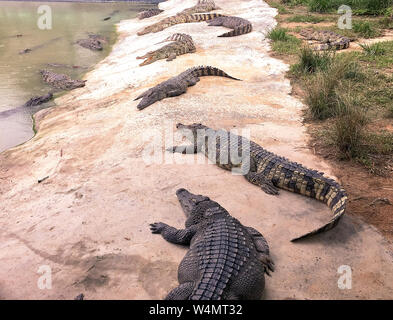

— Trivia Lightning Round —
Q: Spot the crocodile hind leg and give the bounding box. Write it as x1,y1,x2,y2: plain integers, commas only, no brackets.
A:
245,171,279,195
165,282,195,300
166,52,177,61
224,258,266,300
246,227,274,276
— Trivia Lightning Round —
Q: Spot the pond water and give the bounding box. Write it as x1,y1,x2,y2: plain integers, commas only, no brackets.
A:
0,1,156,153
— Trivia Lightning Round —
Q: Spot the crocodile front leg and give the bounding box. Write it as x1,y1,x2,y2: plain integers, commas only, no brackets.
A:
150,222,197,245
245,171,279,195
167,144,200,154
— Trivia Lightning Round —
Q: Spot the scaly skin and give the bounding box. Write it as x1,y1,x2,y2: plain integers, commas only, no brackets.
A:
137,8,164,20
207,16,253,37
137,8,222,36
76,34,107,51
150,188,274,300
23,92,53,107
168,123,348,242
134,66,240,110
137,33,196,66
180,0,220,15
40,70,86,90
300,29,350,50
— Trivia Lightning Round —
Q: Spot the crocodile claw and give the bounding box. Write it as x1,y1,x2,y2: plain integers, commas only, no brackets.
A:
261,183,279,195
259,254,275,276
150,222,166,234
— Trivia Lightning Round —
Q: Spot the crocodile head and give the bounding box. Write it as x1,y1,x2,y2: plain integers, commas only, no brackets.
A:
176,188,227,227
176,123,208,139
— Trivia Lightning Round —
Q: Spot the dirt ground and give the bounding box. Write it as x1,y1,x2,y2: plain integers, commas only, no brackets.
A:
267,3,393,243
0,0,392,300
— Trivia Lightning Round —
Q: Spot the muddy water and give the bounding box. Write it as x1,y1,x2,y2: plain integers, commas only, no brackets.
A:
0,1,156,153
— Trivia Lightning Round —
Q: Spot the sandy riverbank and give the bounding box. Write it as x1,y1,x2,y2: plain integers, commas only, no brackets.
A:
0,0,392,299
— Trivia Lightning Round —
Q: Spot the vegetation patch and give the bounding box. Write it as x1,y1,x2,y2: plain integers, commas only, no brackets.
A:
269,1,291,14
291,46,334,74
306,0,393,15
358,40,393,68
287,14,326,23
352,21,380,38
268,27,302,54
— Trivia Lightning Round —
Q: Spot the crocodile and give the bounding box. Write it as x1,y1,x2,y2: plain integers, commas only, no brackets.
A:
19,36,62,55
168,123,348,242
150,188,274,300
40,70,86,90
134,66,240,110
300,29,351,50
181,0,220,15
137,0,221,36
137,33,196,66
137,13,223,36
207,16,253,37
76,34,107,51
23,92,53,107
137,8,164,20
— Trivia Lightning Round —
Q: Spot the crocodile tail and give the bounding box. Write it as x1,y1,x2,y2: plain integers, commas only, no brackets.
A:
191,66,241,80
218,23,252,37
291,187,347,242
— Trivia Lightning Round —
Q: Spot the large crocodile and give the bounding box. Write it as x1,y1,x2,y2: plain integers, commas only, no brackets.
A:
150,188,274,300
300,29,351,50
207,16,253,37
134,66,240,110
137,33,196,66
168,123,348,242
137,13,223,36
76,34,107,51
137,0,220,36
137,8,164,20
40,70,86,90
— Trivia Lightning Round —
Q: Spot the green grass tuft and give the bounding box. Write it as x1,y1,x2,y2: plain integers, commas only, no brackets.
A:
268,27,290,41
352,21,379,38
291,46,334,74
268,27,302,54
331,92,368,159
359,42,386,56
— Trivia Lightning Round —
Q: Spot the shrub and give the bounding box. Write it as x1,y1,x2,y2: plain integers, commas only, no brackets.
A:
332,93,368,159
305,57,352,119
267,27,290,41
